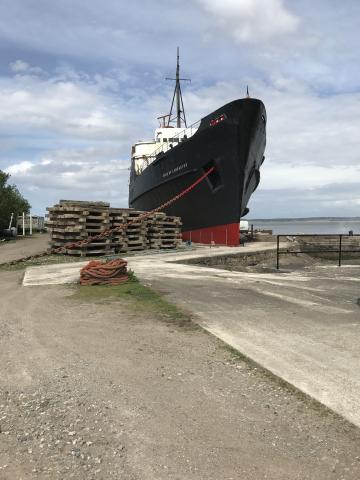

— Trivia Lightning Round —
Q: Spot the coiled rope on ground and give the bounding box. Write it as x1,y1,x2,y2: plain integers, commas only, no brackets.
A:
80,258,128,285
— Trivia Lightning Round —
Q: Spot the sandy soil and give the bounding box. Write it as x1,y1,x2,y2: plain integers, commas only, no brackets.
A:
0,234,49,264
1,266,360,479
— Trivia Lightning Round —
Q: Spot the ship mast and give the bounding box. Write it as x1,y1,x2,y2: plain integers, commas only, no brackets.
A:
166,47,190,128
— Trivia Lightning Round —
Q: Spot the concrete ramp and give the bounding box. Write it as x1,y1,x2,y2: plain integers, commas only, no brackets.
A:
23,261,88,286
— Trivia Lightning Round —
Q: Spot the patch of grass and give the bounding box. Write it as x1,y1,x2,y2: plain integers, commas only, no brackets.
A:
71,272,197,330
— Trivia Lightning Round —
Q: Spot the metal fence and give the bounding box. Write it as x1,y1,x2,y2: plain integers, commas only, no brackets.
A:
276,234,360,269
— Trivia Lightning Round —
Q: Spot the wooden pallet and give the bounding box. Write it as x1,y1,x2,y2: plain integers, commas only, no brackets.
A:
146,214,182,249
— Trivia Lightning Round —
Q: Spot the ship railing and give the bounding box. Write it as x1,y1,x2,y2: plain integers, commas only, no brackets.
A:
147,119,201,161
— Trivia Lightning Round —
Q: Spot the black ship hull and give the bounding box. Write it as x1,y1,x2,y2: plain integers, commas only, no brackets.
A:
129,98,266,245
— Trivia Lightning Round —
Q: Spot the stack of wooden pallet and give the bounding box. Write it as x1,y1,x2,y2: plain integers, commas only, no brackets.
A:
147,213,182,249
47,201,183,256
46,200,114,256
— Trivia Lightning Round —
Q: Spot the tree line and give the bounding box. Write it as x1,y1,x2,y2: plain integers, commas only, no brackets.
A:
0,170,30,232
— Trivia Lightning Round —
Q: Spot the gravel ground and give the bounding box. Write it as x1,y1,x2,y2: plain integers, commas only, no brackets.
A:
1,267,360,479
0,234,49,265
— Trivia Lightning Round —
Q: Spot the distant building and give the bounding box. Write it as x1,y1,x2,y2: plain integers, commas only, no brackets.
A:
17,215,45,232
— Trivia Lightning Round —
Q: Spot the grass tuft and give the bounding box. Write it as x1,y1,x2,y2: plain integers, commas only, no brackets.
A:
71,271,198,330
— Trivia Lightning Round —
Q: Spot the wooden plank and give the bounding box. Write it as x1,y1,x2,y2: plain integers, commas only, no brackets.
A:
59,200,110,207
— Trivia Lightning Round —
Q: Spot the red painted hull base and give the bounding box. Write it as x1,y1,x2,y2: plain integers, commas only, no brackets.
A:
182,223,240,246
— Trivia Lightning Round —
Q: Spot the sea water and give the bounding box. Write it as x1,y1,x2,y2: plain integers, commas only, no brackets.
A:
247,218,360,235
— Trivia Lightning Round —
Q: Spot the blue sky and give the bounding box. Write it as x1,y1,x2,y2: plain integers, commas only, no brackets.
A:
0,0,359,218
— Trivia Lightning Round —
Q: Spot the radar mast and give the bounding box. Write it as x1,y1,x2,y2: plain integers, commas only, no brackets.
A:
166,47,190,128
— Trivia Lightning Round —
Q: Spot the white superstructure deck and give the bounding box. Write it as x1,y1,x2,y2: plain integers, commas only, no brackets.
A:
131,121,199,175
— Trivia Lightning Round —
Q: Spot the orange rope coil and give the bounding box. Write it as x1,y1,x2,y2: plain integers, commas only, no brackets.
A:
80,258,128,285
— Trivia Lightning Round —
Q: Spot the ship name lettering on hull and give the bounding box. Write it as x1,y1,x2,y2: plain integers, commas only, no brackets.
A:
162,162,188,178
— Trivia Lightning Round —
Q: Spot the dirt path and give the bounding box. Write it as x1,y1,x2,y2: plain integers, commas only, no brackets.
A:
1,269,360,479
0,234,49,264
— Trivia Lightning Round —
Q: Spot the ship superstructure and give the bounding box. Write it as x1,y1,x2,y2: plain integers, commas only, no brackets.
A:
131,123,199,176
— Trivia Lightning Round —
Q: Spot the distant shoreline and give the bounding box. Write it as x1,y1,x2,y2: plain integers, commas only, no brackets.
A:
248,217,360,222
246,217,360,234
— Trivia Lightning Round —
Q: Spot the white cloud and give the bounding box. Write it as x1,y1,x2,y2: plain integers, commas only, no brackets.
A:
10,59,45,76
5,147,131,213
260,164,360,190
197,0,299,43
10,59,29,72
182,78,360,173
248,181,360,218
324,198,360,208
0,73,131,141
6,161,33,175
262,87,360,171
